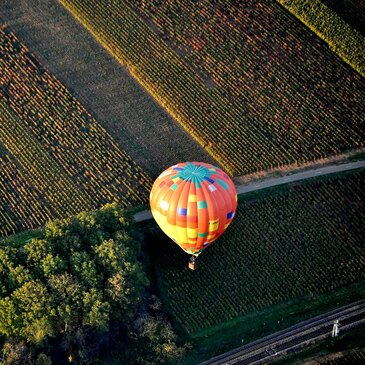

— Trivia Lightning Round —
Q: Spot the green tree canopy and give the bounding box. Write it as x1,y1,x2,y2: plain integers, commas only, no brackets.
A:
0,203,148,362
0,203,189,365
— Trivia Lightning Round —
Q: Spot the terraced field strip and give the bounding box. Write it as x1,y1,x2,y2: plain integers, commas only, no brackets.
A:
61,0,365,176
276,0,365,76
146,169,365,334
0,101,94,223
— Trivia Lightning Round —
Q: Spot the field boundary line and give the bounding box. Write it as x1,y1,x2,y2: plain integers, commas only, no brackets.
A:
235,160,365,194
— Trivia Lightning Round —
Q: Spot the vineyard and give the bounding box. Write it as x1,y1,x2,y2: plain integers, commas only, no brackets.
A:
145,170,365,334
276,0,365,76
1,0,216,179
0,27,152,237
0,102,92,236
0,1,365,363
319,0,365,36
60,0,365,176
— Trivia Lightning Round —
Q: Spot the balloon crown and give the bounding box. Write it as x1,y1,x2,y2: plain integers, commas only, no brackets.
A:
173,162,216,186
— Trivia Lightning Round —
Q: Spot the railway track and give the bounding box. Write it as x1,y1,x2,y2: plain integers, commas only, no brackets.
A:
200,299,365,365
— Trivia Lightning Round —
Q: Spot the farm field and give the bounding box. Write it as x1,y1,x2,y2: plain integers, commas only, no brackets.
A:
145,169,365,336
0,0,215,178
0,101,93,237
0,0,365,364
0,27,151,236
60,0,365,175
276,0,365,76
322,0,365,35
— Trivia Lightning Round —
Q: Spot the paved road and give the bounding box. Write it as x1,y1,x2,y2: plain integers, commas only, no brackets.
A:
134,160,365,222
200,300,365,365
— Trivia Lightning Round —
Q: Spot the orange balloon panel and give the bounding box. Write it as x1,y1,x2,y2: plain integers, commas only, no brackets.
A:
150,162,237,256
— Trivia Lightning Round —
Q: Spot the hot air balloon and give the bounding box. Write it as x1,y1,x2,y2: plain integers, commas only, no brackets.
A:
150,162,237,270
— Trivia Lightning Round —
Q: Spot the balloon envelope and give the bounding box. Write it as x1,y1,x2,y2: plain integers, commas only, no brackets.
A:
150,162,237,256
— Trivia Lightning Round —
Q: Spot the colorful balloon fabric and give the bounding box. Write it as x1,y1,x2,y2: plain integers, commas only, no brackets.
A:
150,162,237,256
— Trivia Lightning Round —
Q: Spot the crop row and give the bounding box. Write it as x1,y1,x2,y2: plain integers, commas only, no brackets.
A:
276,0,365,76
61,0,365,176
0,28,152,214
129,0,365,151
148,170,365,333
0,101,95,232
0,144,54,236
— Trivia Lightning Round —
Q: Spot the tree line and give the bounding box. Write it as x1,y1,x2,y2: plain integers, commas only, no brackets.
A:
0,204,188,364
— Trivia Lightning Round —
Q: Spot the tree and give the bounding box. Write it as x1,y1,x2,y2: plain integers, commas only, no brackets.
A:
47,273,83,334
0,341,31,365
0,203,149,363
11,280,53,344
129,296,190,365
24,239,64,279
82,288,110,331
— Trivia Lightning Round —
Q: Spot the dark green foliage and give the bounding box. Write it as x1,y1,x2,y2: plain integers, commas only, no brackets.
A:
0,203,187,365
101,295,191,365
0,203,148,363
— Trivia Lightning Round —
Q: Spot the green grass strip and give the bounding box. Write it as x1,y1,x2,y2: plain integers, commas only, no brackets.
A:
276,0,365,77
0,229,43,248
178,280,365,364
